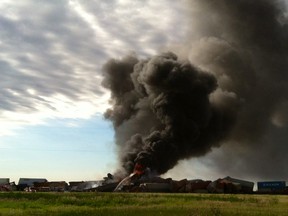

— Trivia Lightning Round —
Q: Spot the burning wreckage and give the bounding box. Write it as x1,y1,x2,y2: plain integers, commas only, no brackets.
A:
92,164,254,194
4,176,288,194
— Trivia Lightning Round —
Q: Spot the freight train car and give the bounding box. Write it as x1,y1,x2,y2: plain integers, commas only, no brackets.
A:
257,181,286,193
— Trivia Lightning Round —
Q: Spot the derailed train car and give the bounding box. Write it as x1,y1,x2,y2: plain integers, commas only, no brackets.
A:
207,176,254,194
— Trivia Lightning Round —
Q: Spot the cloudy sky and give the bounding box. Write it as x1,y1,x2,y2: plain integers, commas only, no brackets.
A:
0,0,193,182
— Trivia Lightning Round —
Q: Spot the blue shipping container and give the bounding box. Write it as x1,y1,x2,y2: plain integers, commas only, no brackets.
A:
257,181,286,190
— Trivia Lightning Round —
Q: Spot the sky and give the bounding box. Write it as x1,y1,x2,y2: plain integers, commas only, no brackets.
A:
0,0,193,183
1,0,288,184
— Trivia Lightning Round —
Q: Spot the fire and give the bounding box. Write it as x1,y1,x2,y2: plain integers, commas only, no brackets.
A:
114,163,145,192
133,163,145,176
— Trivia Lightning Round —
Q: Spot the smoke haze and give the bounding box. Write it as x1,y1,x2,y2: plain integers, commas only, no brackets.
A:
102,0,288,179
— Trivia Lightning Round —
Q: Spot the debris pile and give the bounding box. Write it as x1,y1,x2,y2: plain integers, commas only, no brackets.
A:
103,169,254,194
0,183,16,192
0,178,14,192
34,181,68,192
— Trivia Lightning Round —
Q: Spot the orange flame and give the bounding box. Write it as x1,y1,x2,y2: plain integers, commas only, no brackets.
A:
133,163,145,176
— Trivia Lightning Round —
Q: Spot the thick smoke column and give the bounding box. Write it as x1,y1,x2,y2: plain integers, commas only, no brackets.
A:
187,0,288,141
184,0,288,179
102,0,288,178
102,52,235,175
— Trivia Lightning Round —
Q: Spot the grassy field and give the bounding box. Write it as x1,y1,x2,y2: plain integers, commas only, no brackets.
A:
0,192,288,216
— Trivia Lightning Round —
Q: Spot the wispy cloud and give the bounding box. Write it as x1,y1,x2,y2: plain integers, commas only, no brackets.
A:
0,0,189,136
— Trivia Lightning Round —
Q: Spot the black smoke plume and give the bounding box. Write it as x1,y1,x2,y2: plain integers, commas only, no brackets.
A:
185,0,288,179
102,0,288,179
102,52,236,175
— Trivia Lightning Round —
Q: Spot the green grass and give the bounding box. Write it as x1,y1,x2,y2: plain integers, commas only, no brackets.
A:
0,192,288,215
